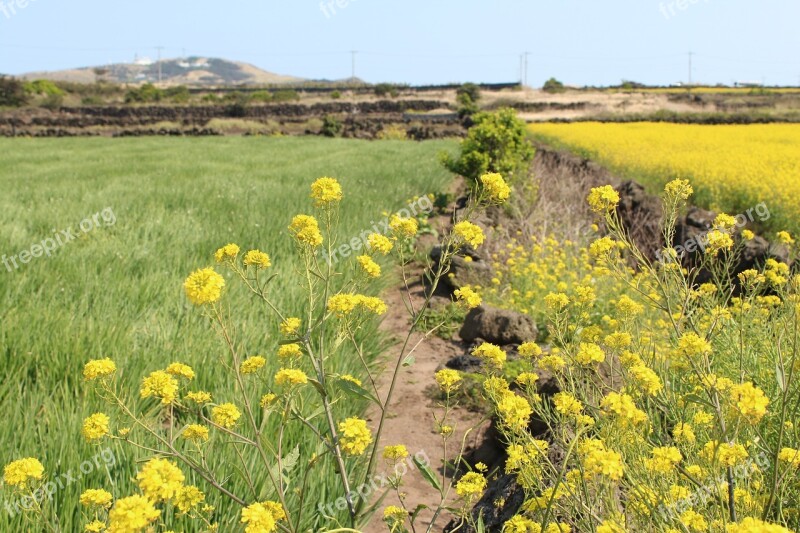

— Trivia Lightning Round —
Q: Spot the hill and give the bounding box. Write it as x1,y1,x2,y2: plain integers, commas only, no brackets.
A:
21,57,303,86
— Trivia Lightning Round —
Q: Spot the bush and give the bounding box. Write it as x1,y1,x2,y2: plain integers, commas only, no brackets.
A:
442,108,534,183
164,85,190,104
377,124,408,140
374,83,398,98
272,89,300,102
124,83,163,104
249,91,273,103
330,90,342,100
456,83,481,104
40,93,64,111
321,114,343,137
24,80,64,97
542,77,566,94
0,76,29,107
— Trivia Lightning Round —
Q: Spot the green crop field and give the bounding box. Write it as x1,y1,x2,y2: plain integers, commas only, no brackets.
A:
0,137,455,531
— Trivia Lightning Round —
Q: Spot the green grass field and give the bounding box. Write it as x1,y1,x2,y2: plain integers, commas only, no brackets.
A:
0,137,456,531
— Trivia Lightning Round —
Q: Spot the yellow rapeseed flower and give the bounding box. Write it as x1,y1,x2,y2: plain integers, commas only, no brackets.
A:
108,495,160,533
480,172,511,203
82,413,110,442
454,221,485,249
288,215,323,248
357,255,382,278
212,403,242,428
243,250,272,269
184,267,225,306
214,243,240,263
338,417,373,456
310,177,343,207
136,458,185,502
140,370,179,405
83,358,117,381
3,458,44,487
241,356,267,374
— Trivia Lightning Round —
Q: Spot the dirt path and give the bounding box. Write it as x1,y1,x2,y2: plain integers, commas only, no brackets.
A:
361,195,487,533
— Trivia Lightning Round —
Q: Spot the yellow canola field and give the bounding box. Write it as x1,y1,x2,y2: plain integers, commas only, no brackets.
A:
529,122,800,233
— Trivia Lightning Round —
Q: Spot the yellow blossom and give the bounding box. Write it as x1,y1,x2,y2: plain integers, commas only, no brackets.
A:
338,417,373,456
136,458,185,502
244,250,272,269
212,403,242,428
83,358,117,381
82,413,110,442
184,267,225,305
310,177,343,207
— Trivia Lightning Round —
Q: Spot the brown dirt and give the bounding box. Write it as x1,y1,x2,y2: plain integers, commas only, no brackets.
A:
361,185,487,533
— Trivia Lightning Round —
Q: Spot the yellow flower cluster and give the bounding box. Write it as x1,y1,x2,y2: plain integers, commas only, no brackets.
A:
357,255,382,278
214,243,240,263
241,355,267,374
80,488,113,509
3,457,44,487
454,221,485,249
338,417,373,456
82,413,110,442
310,177,343,207
367,233,394,255
288,214,324,247
435,368,462,394
136,458,185,502
472,342,507,369
455,472,487,500
587,185,620,213
184,267,225,306
389,214,418,238
326,293,387,317
211,403,242,428
83,358,117,381
140,370,179,405
274,368,308,386
480,172,511,203
241,500,285,533
243,249,272,269
279,317,301,336
454,285,482,309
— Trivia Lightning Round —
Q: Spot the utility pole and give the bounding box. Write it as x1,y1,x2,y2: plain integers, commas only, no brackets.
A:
688,51,693,86
524,51,531,88
350,50,357,81
519,54,524,84
156,46,164,84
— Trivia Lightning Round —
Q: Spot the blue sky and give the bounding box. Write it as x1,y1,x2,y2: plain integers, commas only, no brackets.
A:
1,0,798,86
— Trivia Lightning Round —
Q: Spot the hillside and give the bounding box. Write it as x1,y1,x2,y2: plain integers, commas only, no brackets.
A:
21,57,303,86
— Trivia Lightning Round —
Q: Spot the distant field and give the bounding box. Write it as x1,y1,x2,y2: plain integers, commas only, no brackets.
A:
529,122,800,234
0,137,455,530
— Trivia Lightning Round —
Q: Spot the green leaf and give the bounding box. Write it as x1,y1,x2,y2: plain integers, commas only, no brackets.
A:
282,445,300,476
410,503,429,522
776,362,787,392
337,378,380,405
402,355,416,367
413,455,442,492
308,378,327,398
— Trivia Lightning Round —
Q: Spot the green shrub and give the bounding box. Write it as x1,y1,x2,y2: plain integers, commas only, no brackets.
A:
330,90,342,100
374,83,398,98
321,115,343,137
442,108,534,183
41,93,64,111
0,76,29,107
164,85,190,103
24,80,65,97
272,89,300,102
456,83,481,104
249,91,273,103
124,83,164,104
543,77,566,94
